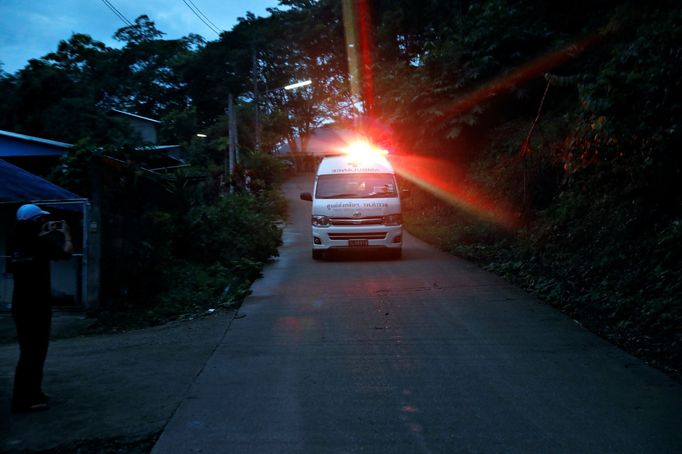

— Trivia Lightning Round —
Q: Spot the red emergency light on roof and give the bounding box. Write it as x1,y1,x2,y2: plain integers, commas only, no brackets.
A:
339,140,389,160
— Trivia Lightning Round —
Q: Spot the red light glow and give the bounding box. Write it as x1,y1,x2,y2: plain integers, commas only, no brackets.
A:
390,154,520,229
338,3,615,231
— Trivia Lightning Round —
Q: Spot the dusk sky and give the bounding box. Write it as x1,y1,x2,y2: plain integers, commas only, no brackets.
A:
0,0,282,75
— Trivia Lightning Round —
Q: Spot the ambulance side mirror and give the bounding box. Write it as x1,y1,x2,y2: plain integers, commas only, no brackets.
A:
300,192,313,202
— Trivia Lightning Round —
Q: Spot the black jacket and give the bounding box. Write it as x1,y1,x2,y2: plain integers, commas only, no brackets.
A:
9,220,70,311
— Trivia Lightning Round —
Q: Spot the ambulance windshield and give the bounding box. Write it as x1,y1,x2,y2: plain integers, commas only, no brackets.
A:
315,173,397,199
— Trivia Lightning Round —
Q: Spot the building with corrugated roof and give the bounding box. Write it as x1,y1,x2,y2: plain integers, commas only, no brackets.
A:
110,108,160,144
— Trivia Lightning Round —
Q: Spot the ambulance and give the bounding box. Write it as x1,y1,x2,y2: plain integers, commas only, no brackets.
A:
299,142,405,260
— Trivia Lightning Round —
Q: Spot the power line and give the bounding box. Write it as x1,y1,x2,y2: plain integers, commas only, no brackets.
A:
181,0,222,36
186,0,223,34
181,0,221,35
100,0,134,27
101,0,131,26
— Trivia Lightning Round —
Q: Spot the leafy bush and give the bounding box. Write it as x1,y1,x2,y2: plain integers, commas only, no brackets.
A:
185,191,284,266
240,150,288,192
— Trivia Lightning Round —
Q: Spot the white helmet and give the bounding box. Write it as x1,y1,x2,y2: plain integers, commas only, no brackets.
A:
17,204,50,221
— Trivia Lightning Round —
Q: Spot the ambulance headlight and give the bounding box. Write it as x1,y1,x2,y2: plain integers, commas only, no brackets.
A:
384,213,402,226
312,215,331,227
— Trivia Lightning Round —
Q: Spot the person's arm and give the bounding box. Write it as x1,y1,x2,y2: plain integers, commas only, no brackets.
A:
61,222,73,254
39,221,73,259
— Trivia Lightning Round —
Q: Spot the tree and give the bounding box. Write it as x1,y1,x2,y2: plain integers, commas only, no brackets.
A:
43,33,108,75
113,15,165,44
221,0,352,153
107,16,202,118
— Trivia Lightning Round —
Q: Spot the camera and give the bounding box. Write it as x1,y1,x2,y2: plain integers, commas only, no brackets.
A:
50,220,65,231
42,220,66,233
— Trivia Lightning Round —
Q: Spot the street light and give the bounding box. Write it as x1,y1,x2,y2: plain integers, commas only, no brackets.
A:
254,79,312,153
283,80,312,91
224,79,312,193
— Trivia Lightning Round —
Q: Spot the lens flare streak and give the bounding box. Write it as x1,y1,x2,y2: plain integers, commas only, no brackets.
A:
391,154,520,229
441,31,611,120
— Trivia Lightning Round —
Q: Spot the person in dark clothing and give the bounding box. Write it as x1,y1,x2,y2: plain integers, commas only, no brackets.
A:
9,204,72,413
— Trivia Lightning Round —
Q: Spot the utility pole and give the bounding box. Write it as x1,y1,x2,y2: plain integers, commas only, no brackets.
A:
227,93,238,193
252,47,261,153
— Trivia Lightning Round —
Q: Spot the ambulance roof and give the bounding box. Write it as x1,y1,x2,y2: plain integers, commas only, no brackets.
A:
317,155,394,176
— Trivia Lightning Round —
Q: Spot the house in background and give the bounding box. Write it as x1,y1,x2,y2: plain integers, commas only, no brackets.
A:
274,125,361,171
109,109,186,171
275,120,396,158
110,108,160,144
275,124,354,157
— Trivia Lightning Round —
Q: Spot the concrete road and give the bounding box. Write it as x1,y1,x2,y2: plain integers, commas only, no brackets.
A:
153,174,682,453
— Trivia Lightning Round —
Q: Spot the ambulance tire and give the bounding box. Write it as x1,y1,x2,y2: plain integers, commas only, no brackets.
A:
312,250,325,260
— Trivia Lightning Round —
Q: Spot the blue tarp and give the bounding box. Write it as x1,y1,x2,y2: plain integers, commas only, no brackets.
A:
0,159,83,210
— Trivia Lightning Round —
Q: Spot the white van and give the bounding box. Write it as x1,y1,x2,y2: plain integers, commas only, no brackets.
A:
300,151,405,260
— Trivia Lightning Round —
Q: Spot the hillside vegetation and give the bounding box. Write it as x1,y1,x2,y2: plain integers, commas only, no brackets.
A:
394,2,681,378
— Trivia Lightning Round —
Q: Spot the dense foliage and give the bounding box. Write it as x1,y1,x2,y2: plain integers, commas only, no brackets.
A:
0,1,679,372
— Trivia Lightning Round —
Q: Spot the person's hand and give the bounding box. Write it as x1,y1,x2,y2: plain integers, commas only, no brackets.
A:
59,221,71,234
58,222,73,252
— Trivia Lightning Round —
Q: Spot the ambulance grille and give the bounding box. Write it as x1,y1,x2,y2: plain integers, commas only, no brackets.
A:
330,217,383,226
328,232,387,240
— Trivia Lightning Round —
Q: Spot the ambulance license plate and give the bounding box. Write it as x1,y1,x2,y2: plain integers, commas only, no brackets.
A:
349,239,369,247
